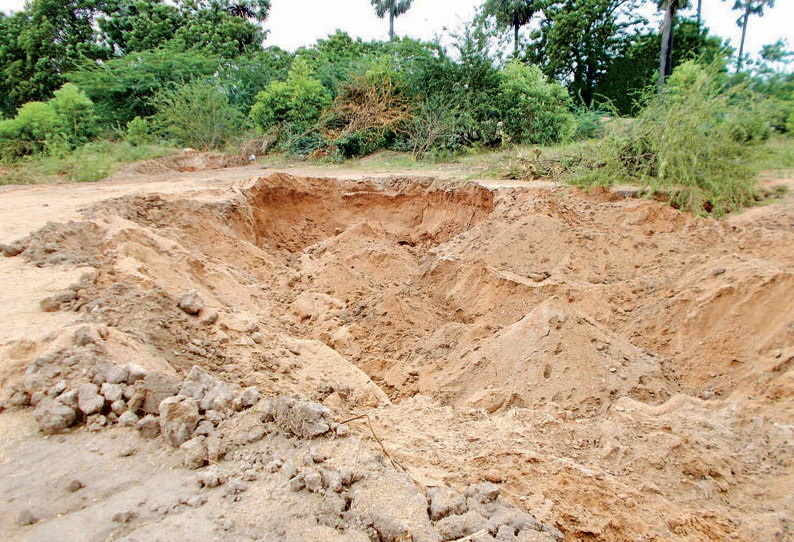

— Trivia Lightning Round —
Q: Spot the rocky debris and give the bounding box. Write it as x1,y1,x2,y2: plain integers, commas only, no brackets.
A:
112,511,136,523
436,510,488,541
101,382,123,403
17,509,38,526
159,395,200,447
264,397,334,438
77,383,105,416
136,414,161,438
197,466,226,488
181,437,208,469
13,220,101,267
206,435,225,462
86,414,108,431
200,309,219,325
55,389,79,409
40,291,78,312
33,399,77,434
117,411,139,427
127,364,147,383
142,372,181,415
105,365,130,385
234,386,260,410
428,487,467,521
66,480,85,492
74,326,102,348
201,380,236,414
2,242,25,257
466,483,501,505
178,292,204,315
180,366,216,402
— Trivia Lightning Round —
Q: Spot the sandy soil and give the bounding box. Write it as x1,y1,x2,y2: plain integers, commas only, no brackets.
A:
0,153,792,541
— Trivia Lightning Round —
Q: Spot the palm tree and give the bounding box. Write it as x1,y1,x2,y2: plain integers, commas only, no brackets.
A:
371,0,414,41
657,0,690,93
725,0,775,72
225,0,271,23
483,0,543,55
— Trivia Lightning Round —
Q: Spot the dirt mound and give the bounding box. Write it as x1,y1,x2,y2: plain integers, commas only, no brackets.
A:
4,221,104,267
132,151,251,175
1,171,793,541
422,296,671,414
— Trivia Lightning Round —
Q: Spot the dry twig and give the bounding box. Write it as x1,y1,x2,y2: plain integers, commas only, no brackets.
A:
449,529,489,542
338,413,406,473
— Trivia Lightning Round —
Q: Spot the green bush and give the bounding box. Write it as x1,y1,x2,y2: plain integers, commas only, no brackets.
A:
151,81,245,150
125,116,151,146
67,47,222,127
0,101,59,160
497,62,575,145
249,59,332,141
575,62,762,216
49,83,99,146
0,84,99,161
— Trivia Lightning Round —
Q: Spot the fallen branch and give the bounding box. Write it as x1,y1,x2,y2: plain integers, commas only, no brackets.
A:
338,413,406,473
449,529,489,542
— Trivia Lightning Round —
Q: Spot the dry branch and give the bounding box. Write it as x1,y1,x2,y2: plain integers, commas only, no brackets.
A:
339,413,406,473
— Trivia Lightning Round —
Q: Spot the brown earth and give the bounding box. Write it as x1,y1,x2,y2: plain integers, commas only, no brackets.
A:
0,155,792,541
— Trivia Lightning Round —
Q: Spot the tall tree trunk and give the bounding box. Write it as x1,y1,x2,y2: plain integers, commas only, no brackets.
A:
665,25,674,77
514,13,519,56
658,2,675,94
696,0,702,47
696,0,702,29
389,11,395,41
737,1,751,71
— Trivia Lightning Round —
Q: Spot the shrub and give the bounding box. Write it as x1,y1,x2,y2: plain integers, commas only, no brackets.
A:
249,59,332,142
497,62,575,146
326,65,412,158
49,83,99,146
125,116,151,146
151,81,245,150
575,62,762,216
67,47,222,127
0,101,59,160
403,96,469,157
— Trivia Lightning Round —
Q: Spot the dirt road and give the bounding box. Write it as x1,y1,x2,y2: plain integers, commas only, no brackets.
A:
1,154,792,541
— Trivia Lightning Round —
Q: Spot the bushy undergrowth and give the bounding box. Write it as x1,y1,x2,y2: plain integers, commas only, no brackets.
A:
0,84,98,161
0,141,173,185
575,62,770,216
152,81,244,150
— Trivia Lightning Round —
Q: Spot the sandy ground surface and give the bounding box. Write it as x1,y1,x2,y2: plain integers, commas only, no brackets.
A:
0,152,792,541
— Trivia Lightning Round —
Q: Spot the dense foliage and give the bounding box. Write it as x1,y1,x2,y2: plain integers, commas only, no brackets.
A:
576,62,770,215
0,0,791,215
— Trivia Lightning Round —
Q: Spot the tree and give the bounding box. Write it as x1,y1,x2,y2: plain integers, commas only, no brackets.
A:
595,18,730,115
98,0,269,57
370,0,413,41
67,47,221,126
0,0,110,114
725,0,774,72
225,0,272,22
532,0,643,107
658,0,690,93
483,0,544,55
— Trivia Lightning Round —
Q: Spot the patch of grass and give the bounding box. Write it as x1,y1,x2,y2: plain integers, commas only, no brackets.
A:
0,141,175,185
464,141,598,182
754,136,794,172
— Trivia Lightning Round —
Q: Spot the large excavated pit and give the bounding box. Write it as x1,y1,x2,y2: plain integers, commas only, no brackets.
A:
2,172,793,541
